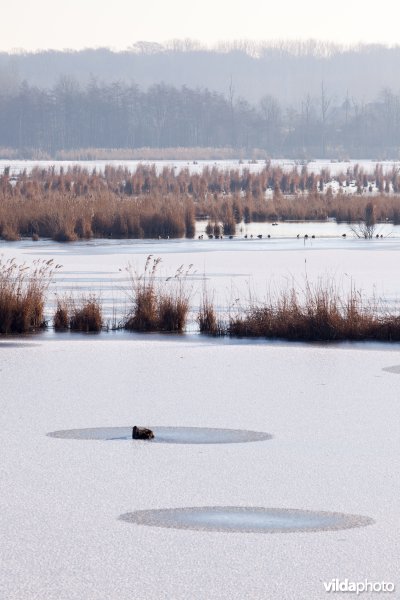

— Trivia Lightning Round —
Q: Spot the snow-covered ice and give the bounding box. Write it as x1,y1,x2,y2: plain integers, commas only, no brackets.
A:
0,235,399,599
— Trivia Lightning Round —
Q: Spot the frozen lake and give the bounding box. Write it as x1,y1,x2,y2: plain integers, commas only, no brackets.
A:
1,335,399,599
1,235,399,599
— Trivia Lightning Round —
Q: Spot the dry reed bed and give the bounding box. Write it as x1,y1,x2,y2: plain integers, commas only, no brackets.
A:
54,296,103,332
0,257,59,334
123,257,191,333
203,284,400,342
0,256,103,334
198,293,225,336
2,254,400,341
1,164,400,240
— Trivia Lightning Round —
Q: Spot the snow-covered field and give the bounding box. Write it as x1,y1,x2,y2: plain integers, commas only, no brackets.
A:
1,237,399,599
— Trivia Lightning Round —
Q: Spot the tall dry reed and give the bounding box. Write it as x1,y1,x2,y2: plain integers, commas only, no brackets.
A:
69,295,103,332
54,295,103,332
200,279,400,342
198,290,223,336
0,257,59,334
123,256,191,332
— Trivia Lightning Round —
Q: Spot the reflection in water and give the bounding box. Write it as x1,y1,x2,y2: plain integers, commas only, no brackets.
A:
119,506,374,533
47,426,272,444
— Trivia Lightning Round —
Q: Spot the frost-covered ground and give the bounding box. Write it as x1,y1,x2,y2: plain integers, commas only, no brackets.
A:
1,237,400,599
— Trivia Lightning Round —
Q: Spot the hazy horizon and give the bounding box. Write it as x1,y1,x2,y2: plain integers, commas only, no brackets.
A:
3,1,400,159
4,0,400,52
3,39,400,56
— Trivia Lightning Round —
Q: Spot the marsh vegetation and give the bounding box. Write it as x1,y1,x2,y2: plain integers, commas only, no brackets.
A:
222,283,400,342
1,164,400,241
123,256,191,333
1,254,400,342
54,295,103,332
0,257,59,334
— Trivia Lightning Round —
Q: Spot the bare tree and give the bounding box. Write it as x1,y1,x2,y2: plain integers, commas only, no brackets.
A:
301,93,314,150
260,95,282,152
349,202,377,238
320,81,331,157
228,75,236,147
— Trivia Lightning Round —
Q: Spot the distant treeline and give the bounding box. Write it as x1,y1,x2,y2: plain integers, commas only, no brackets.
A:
1,79,400,158
1,164,400,241
3,41,400,105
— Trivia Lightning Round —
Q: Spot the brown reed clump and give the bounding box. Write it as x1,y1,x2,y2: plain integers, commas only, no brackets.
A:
0,257,58,334
69,296,103,332
53,298,69,330
198,292,223,336
157,292,190,332
199,279,400,342
123,257,191,332
124,256,160,331
227,285,400,341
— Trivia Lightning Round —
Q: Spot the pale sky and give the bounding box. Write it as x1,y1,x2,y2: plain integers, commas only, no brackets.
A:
3,0,400,52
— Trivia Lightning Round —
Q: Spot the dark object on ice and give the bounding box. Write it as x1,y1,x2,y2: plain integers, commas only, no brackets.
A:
132,426,155,440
